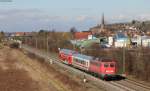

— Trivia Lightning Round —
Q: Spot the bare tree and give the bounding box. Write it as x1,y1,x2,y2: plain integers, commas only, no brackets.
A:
70,27,78,39
0,31,4,42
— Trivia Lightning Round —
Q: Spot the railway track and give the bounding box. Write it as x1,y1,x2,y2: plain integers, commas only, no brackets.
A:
111,79,150,91
122,79,150,91
109,81,135,91
126,79,150,88
22,45,150,91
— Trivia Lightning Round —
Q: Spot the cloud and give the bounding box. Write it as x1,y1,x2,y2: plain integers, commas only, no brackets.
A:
0,9,71,22
75,15,98,22
110,14,130,22
0,15,5,19
0,9,74,32
76,15,87,22
136,14,150,21
0,9,98,32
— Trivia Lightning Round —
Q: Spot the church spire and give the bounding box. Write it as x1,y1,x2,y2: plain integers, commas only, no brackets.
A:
101,13,105,26
100,13,105,30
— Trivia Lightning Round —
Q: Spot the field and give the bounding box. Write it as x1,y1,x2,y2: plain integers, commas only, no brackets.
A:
0,46,106,91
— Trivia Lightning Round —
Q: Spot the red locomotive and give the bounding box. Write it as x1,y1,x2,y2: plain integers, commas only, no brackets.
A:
59,48,117,79
89,58,116,79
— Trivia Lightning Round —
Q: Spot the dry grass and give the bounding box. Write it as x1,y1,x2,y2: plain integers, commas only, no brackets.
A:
0,47,40,91
26,52,93,91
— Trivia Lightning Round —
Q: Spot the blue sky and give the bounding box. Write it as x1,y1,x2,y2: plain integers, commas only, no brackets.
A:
0,0,150,32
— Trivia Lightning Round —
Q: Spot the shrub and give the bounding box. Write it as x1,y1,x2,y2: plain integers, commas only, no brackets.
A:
10,42,20,48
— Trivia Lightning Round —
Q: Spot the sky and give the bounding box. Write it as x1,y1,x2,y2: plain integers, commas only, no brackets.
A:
0,0,150,32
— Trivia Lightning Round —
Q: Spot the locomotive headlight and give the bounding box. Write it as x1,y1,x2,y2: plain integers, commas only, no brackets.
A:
106,70,114,72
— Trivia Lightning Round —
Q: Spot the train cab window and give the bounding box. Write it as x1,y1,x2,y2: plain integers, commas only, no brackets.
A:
110,63,114,67
104,64,109,68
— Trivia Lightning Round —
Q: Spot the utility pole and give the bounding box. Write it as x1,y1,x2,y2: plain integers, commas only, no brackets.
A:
46,32,49,59
122,40,126,76
25,37,27,45
26,37,28,45
35,34,38,49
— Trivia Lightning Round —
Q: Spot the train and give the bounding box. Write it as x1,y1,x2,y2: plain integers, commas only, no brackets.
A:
59,48,117,80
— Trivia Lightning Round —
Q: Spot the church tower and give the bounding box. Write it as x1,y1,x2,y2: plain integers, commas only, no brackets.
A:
90,13,107,35
101,13,105,29
99,13,105,33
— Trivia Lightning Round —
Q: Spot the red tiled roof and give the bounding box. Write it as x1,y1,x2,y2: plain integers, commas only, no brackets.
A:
74,31,91,40
15,32,24,36
15,32,32,36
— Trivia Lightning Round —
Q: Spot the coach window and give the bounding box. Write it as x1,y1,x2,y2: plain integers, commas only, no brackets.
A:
80,60,82,64
78,59,84,64
81,61,84,64
79,59,81,63
82,61,86,65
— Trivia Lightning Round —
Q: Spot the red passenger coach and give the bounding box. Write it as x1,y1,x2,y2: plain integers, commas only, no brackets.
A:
89,58,116,79
59,49,77,64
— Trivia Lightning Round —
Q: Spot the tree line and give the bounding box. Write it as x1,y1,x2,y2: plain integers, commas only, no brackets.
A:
24,30,74,52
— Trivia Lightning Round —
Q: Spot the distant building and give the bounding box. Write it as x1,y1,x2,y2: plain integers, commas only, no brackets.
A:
114,32,130,47
131,35,150,47
14,32,32,37
74,31,92,40
15,32,26,36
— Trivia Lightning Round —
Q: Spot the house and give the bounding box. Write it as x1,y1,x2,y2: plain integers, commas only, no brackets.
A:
74,31,92,40
15,32,32,36
15,32,23,36
114,32,130,47
131,35,150,47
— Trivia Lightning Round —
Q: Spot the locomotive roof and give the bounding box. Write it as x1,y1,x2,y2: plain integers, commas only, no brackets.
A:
60,49,77,54
73,53,93,61
93,57,115,62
